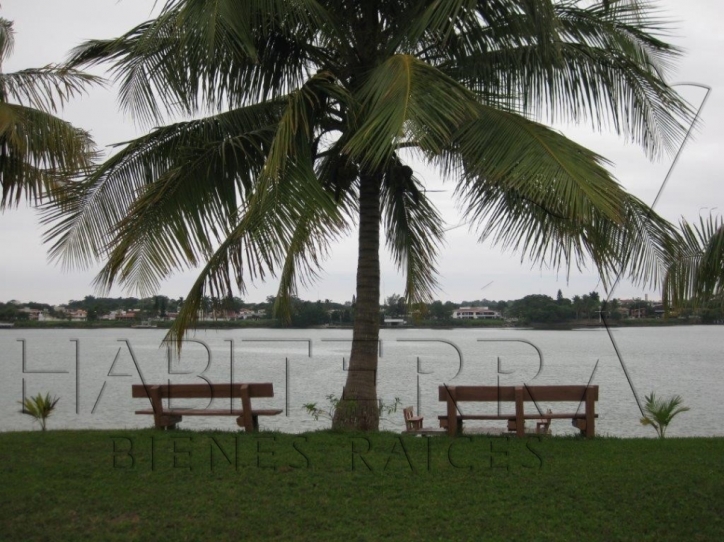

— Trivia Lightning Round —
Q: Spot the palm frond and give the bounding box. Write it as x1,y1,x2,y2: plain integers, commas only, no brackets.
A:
437,0,691,158
272,157,351,322
42,100,284,273
66,0,336,125
344,54,479,171
448,106,680,288
0,17,14,64
0,103,96,209
584,194,680,290
663,215,724,308
0,67,103,113
402,0,480,46
698,217,724,301
381,156,443,305
166,157,348,347
262,71,349,184
450,105,625,224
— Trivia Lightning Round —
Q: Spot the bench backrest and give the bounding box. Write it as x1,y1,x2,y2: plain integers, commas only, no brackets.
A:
438,385,598,402
132,382,274,399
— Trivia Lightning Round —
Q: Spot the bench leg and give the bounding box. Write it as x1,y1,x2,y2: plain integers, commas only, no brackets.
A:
440,417,463,433
156,415,182,430
236,416,249,431
236,415,257,432
514,387,525,437
585,391,596,438
238,384,254,432
445,388,458,437
145,386,181,430
572,419,586,435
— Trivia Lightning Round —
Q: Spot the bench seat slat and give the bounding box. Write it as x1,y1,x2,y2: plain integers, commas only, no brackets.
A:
242,409,282,416
439,385,599,402
438,413,598,420
132,383,274,399
135,409,282,416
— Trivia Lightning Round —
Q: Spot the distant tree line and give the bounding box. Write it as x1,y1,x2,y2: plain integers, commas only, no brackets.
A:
2,290,722,325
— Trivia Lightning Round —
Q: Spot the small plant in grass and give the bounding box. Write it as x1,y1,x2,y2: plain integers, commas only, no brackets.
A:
18,393,60,431
640,392,690,438
304,394,401,424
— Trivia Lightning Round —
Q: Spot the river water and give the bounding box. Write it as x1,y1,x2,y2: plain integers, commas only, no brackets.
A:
1,326,721,437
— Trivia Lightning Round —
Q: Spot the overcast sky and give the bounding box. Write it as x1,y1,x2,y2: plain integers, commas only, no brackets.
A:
0,0,722,305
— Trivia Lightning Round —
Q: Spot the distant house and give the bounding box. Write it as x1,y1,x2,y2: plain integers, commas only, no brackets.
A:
237,308,267,320
452,307,501,319
197,310,218,321
19,308,42,320
68,309,87,322
384,318,406,326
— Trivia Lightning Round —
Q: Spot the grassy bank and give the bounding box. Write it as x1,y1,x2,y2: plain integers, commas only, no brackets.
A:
1,430,722,541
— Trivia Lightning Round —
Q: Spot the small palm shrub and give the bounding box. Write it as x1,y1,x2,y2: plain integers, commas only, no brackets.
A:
304,394,401,424
19,393,60,431
640,392,690,438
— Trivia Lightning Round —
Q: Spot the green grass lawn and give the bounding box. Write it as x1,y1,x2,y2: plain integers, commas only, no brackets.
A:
1,430,722,541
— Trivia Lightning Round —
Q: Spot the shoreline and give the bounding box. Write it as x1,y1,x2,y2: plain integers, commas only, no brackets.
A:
1,319,717,331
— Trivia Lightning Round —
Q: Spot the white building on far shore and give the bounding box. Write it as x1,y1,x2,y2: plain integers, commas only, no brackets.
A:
452,307,502,319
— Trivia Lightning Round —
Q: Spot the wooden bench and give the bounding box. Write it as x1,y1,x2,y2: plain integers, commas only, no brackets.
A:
132,382,282,432
438,385,599,438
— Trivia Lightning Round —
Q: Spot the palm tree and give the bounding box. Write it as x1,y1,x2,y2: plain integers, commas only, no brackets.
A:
663,215,724,310
0,18,99,209
45,1,690,430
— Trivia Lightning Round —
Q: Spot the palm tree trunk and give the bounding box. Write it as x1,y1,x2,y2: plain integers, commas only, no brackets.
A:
332,173,381,430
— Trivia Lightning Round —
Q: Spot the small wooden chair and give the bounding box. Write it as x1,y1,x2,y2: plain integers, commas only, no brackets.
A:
536,409,553,434
403,406,424,431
